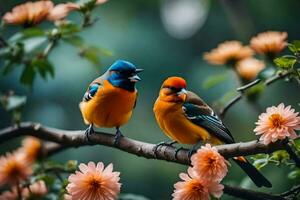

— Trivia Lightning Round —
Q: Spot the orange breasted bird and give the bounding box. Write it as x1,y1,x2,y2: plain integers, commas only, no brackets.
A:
79,60,143,145
153,76,271,188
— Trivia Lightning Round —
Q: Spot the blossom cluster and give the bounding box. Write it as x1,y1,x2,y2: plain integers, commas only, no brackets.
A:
0,137,48,200
0,136,121,200
172,144,229,200
2,0,107,26
204,31,288,81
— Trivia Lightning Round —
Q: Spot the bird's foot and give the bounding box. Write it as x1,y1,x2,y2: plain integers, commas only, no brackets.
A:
153,141,177,157
114,128,123,146
174,147,189,160
85,124,94,143
188,148,197,159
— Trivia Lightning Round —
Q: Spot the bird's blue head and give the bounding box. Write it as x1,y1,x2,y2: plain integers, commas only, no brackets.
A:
107,60,143,92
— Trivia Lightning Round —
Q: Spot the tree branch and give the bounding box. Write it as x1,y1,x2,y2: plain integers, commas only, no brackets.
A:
0,122,287,165
219,71,291,118
223,184,300,200
0,122,298,200
280,184,300,200
224,184,284,200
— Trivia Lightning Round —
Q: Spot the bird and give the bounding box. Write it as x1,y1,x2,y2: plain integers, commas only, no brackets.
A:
153,76,272,188
79,60,143,145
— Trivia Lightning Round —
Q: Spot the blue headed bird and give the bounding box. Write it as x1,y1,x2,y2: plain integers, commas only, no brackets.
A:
79,60,143,145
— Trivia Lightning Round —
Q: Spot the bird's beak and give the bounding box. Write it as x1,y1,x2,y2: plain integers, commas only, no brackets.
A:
135,68,144,73
176,88,187,96
129,74,141,82
176,88,187,101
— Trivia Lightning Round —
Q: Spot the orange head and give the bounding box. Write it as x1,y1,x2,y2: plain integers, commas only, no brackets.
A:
159,77,187,102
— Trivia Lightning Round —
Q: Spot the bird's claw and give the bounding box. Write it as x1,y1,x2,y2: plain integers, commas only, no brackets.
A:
85,124,94,143
188,148,197,158
114,128,123,146
153,141,177,157
174,147,187,160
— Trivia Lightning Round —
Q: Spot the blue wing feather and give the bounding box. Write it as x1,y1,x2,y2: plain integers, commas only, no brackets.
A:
183,103,235,144
83,83,100,102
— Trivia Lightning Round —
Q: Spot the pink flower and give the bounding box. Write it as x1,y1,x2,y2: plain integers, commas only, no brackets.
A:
0,151,32,186
172,168,224,200
2,1,54,25
96,0,108,5
254,103,300,145
20,136,42,163
22,180,48,198
66,161,121,200
47,3,79,21
250,31,287,55
0,188,18,200
190,144,229,182
236,58,265,81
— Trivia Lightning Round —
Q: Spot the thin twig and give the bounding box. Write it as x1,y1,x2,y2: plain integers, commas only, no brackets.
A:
284,142,300,168
237,79,261,92
265,71,290,86
42,39,57,58
220,71,292,118
219,94,242,118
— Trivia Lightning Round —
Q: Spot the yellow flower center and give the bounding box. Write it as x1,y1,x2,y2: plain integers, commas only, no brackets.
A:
269,113,285,129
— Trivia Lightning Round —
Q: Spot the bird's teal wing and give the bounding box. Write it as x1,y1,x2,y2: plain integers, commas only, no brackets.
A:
82,74,108,102
82,82,101,102
183,102,235,144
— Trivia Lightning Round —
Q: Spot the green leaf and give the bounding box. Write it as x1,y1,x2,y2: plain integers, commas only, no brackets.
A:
0,46,11,57
12,110,22,123
288,40,300,54
6,96,27,111
35,174,56,186
23,37,47,54
77,0,97,11
251,154,269,170
58,23,81,35
274,56,296,69
22,27,46,38
8,28,45,42
98,47,113,57
288,169,300,179
257,66,276,80
269,150,290,164
20,64,36,86
8,32,24,42
0,94,27,111
245,83,265,101
288,44,297,54
31,58,55,79
63,35,85,47
252,158,269,170
80,46,101,65
2,61,16,75
202,73,229,89
293,138,300,152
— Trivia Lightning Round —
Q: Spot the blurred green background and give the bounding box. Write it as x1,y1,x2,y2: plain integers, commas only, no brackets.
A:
1,0,300,199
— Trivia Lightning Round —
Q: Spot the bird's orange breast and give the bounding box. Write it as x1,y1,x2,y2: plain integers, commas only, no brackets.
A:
80,80,137,128
153,99,212,144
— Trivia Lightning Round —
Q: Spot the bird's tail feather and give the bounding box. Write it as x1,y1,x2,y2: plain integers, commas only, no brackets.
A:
233,157,272,188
